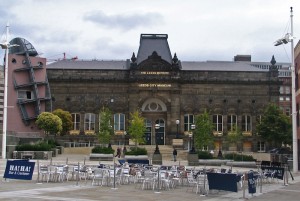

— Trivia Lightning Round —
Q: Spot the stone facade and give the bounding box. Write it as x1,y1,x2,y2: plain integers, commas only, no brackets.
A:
46,34,280,152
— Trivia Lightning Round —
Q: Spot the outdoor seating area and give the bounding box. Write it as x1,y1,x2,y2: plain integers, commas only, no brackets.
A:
34,158,290,199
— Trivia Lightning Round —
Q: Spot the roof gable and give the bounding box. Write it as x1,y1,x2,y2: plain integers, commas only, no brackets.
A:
136,34,172,64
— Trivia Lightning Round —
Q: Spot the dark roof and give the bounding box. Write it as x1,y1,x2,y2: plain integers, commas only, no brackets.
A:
181,61,267,72
47,59,129,70
47,59,266,72
136,34,172,64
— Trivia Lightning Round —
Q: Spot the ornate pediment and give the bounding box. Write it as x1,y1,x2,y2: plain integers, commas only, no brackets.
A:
137,51,173,71
131,51,180,71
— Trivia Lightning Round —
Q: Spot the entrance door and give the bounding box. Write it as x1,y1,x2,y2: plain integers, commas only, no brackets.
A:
155,119,165,145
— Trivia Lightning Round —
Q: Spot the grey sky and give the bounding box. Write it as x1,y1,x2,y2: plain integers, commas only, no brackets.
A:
0,0,299,63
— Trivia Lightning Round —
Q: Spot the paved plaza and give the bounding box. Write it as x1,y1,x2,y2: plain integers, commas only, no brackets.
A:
0,154,300,201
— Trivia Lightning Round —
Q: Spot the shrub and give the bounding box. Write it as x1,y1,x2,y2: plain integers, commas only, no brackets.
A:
92,146,114,154
224,153,255,161
125,147,147,155
197,151,213,159
16,142,52,151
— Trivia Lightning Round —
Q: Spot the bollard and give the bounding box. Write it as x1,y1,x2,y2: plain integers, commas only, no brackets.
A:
76,162,79,186
155,166,160,193
242,173,246,199
36,160,40,183
111,156,117,190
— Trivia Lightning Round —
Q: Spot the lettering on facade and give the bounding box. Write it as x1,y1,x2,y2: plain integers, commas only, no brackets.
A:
140,71,170,75
138,84,172,87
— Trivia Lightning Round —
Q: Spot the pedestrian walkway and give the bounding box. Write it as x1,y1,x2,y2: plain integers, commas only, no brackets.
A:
0,153,299,201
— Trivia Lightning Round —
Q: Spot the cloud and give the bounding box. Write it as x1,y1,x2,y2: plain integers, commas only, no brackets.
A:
83,10,163,31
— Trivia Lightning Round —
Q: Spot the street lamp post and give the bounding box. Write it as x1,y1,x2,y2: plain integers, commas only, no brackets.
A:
176,119,180,139
154,123,160,154
0,23,18,159
274,7,298,173
190,124,196,153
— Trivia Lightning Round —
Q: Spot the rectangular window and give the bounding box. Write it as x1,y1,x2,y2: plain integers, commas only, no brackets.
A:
242,115,252,132
279,97,284,101
285,86,291,94
71,113,80,130
257,141,265,152
213,114,223,132
84,113,95,131
184,114,194,131
114,113,125,131
227,115,237,131
17,90,33,100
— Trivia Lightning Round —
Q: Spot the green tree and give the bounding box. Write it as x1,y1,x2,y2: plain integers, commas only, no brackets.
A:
127,110,147,149
256,103,292,148
226,124,243,151
98,107,114,147
35,112,62,138
52,109,72,135
193,110,214,150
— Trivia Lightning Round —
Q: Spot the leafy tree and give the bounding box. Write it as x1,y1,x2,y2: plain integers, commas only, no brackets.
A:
256,103,292,148
193,110,214,151
52,109,72,135
127,110,147,149
226,124,243,151
98,107,114,147
35,112,62,138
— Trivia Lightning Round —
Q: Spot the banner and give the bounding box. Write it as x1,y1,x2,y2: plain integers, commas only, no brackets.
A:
3,160,35,180
261,166,284,180
207,172,238,192
248,171,256,194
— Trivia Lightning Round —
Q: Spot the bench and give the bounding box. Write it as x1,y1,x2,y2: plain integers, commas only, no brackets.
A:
172,139,184,149
89,153,114,161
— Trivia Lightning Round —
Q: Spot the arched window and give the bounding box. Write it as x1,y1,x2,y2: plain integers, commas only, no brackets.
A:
141,98,167,112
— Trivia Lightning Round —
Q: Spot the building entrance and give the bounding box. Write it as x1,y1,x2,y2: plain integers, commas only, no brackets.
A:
144,118,165,145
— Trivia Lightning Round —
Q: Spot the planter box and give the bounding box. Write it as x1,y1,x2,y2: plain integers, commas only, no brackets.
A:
56,146,64,154
152,153,162,165
226,161,257,168
51,148,59,157
12,151,52,160
187,153,199,166
198,159,232,166
89,153,114,161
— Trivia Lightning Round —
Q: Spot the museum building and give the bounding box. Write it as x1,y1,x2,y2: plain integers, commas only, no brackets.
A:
46,34,281,152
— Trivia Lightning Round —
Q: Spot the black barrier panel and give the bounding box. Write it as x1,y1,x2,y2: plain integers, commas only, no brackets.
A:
207,172,238,192
126,159,149,165
248,171,256,194
261,161,271,166
261,166,284,180
4,160,35,180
